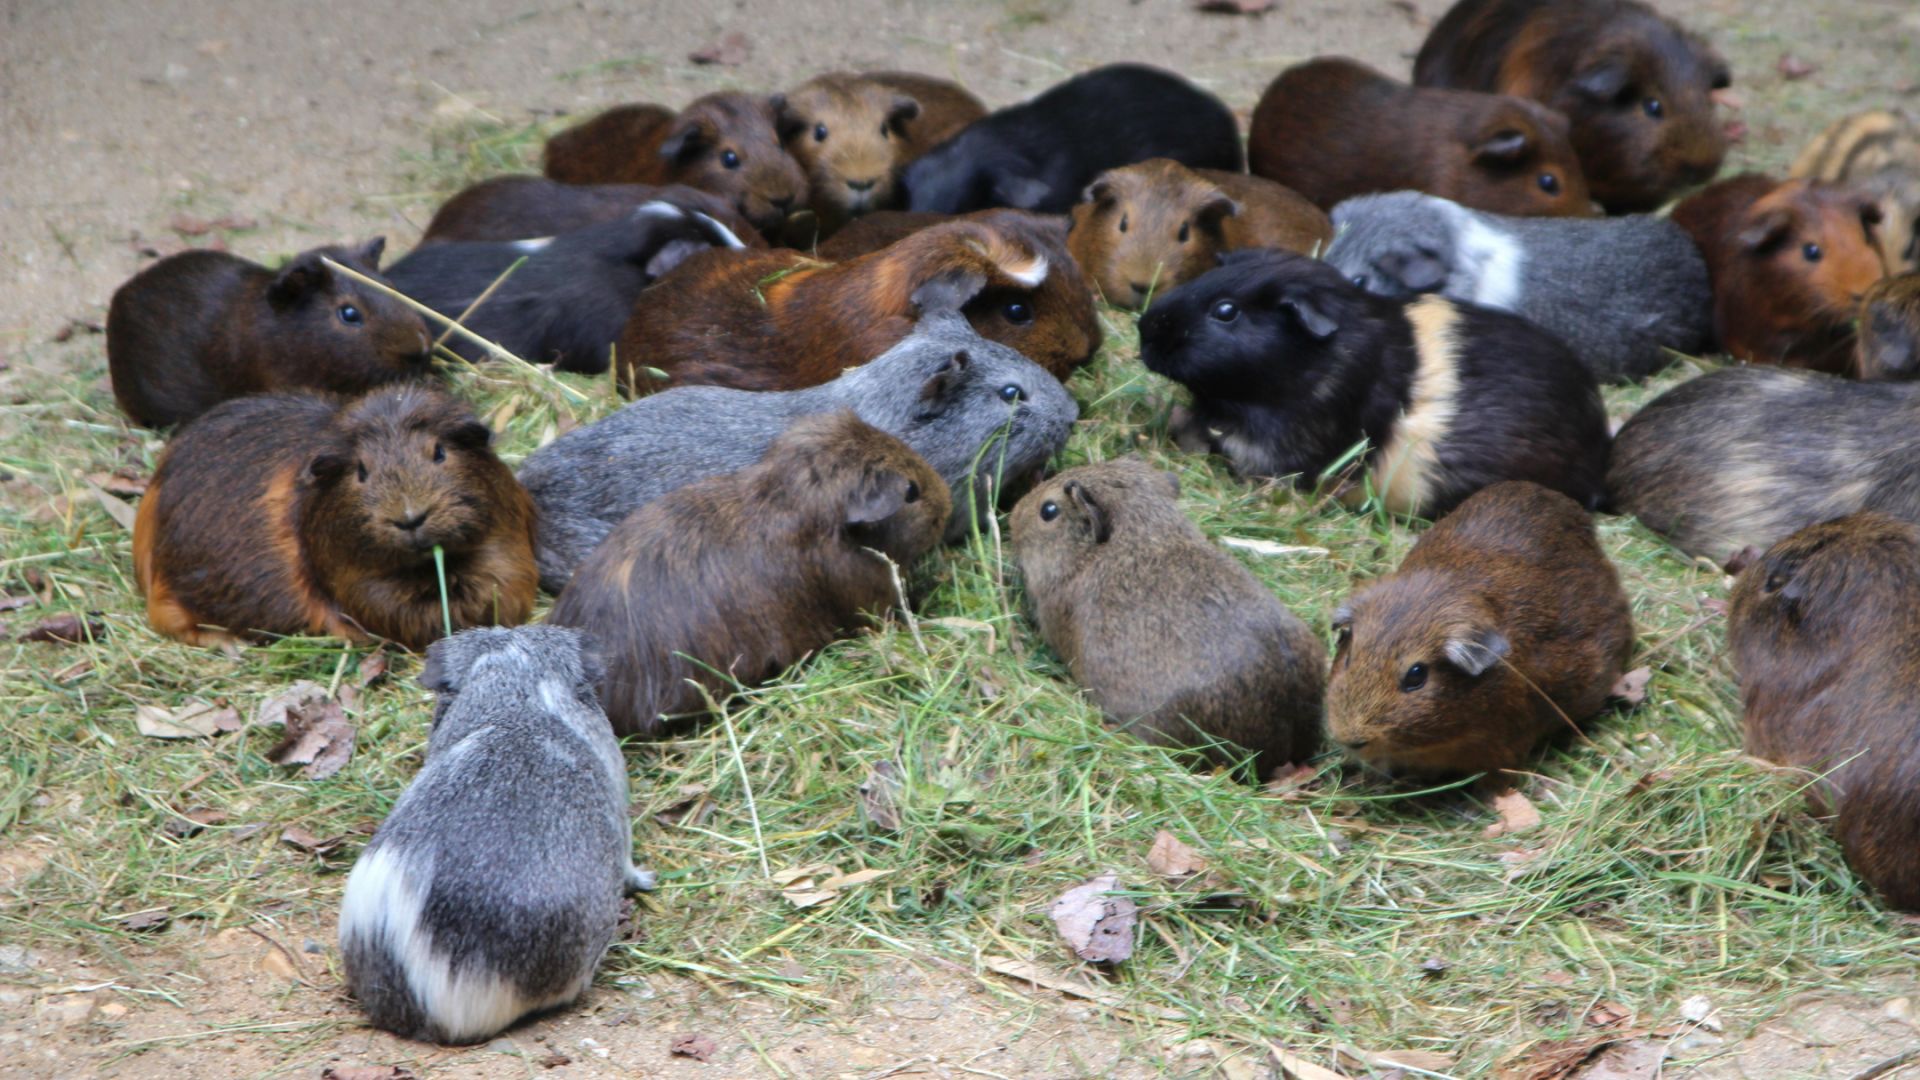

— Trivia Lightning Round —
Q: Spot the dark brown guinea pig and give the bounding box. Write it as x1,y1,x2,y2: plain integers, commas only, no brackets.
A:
1068,158,1333,308
1326,482,1633,778
1729,512,1920,910
418,175,763,246
133,385,536,651
1248,57,1594,218
1672,174,1887,373
616,215,1099,395
547,411,950,737
1413,0,1730,213
1857,273,1920,380
107,240,430,429
812,210,956,260
540,93,806,240
1010,457,1326,776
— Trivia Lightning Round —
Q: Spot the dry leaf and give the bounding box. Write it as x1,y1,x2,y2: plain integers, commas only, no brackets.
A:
162,807,228,840
115,908,170,933
1609,667,1651,707
1483,789,1542,838
1777,54,1816,80
1221,536,1328,558
1586,1001,1634,1029
857,761,903,831
321,1067,417,1080
85,471,148,498
669,1032,718,1061
1497,1037,1619,1080
134,700,237,740
88,478,140,526
263,691,355,780
1264,762,1320,793
1268,1044,1354,1080
688,31,749,65
978,956,1183,1019
536,1050,571,1068
18,613,104,644
1338,1045,1457,1073
1049,871,1137,964
255,680,331,728
1194,0,1276,12
1146,830,1208,878
1571,1039,1667,1079
280,826,348,857
50,317,105,343
357,649,389,687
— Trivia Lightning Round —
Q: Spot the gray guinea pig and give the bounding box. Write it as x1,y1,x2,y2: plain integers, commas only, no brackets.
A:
518,309,1077,592
338,626,654,1044
1325,191,1712,382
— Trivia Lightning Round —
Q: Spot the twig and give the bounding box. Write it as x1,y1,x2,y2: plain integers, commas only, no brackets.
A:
432,254,528,353
1849,1049,1920,1080
863,547,927,656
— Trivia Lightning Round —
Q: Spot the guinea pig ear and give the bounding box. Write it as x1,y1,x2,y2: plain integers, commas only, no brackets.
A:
1279,290,1340,340
306,452,349,485
443,420,493,451
1381,248,1448,293
994,175,1053,211
569,630,608,693
659,116,715,164
1065,480,1111,544
1082,177,1116,207
1860,200,1885,235
354,236,387,271
845,467,912,526
1737,207,1794,255
267,253,329,312
1722,544,1764,577
911,266,989,317
1442,627,1511,677
1573,61,1631,103
1330,604,1353,632
916,349,970,412
1196,193,1239,238
1472,129,1532,168
770,94,806,142
419,634,469,695
886,95,921,135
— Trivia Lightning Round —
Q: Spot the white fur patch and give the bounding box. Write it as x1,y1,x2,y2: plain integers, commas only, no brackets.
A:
1002,251,1049,287
1453,208,1523,310
694,211,747,249
1365,296,1462,516
634,200,690,222
510,237,554,253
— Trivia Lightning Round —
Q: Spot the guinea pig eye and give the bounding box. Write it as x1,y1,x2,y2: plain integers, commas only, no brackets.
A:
1351,275,1369,289
721,149,741,169
1643,97,1664,119
355,462,368,483
904,481,921,503
999,383,1026,403
1178,222,1191,243
1537,173,1560,195
1210,300,1239,323
432,441,446,464
813,122,828,142
1399,662,1429,692
1802,242,1823,263
1117,213,1128,234
1003,300,1033,325
1039,500,1061,522
1763,570,1790,594
338,303,363,326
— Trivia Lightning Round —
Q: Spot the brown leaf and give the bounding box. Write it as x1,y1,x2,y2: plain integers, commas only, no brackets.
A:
1146,830,1208,878
85,471,149,498
115,908,170,933
163,807,228,840
280,826,348,857
356,649,389,687
254,680,330,728
669,1032,718,1061
1193,0,1275,12
1777,54,1816,80
1571,1039,1667,1078
134,700,238,740
1263,761,1319,794
770,864,890,909
857,760,903,831
169,214,217,236
687,31,749,65
1338,1046,1458,1074
0,594,33,614
84,482,138,532
1497,1036,1618,1080
1049,871,1137,964
1586,1001,1634,1029
1609,667,1651,707
1483,789,1542,838
321,1067,418,1080
263,691,355,780
18,613,104,644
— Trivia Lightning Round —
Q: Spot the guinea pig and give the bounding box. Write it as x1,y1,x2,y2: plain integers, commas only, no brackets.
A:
132,385,537,650
339,625,654,1044
1413,0,1730,213
810,207,1074,263
1326,481,1634,777
1727,512,1920,911
547,411,950,736
385,202,745,374
1858,273,1920,380
613,215,1099,395
775,71,988,236
1671,174,1888,373
1607,366,1920,564
902,63,1242,215
1247,57,1595,218
107,239,431,429
1010,457,1326,774
418,175,763,247
1067,159,1333,309
1792,109,1920,275
1138,249,1609,520
519,309,1075,592
1325,191,1711,382
540,94,807,240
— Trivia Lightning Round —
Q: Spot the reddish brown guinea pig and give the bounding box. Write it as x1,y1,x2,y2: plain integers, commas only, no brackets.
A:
1067,158,1333,308
615,215,1100,396
133,385,537,651
1248,57,1594,218
1672,174,1887,373
540,93,807,240
418,175,763,246
811,210,958,260
1857,273,1920,380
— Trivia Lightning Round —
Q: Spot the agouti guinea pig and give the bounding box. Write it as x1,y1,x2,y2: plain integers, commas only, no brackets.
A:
1792,109,1920,275
107,239,431,429
1247,57,1595,218
418,174,763,247
1327,481,1634,777
1858,273,1920,380
1325,191,1711,382
902,63,1242,215
1671,173,1887,373
1067,159,1333,309
541,93,807,240
520,310,1075,592
1413,0,1730,213
547,411,950,737
1607,366,1920,564
1727,512,1920,911
614,215,1099,396
775,71,987,236
132,385,536,650
340,625,654,1044
385,202,745,374
1138,249,1610,520
1010,457,1326,774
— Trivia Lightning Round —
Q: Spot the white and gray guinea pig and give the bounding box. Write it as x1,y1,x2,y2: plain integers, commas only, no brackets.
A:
339,625,654,1045
1325,191,1712,383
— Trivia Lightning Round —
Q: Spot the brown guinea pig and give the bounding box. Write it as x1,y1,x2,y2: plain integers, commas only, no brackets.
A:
1067,159,1333,308
1413,0,1730,214
1248,57,1594,218
133,385,536,651
107,239,431,430
540,94,807,240
1792,109,1920,275
1728,512,1920,910
418,175,763,246
776,71,988,237
1326,481,1633,778
1010,457,1326,775
547,411,950,737
1858,273,1920,380
1672,174,1887,373
812,210,957,260
615,214,1100,395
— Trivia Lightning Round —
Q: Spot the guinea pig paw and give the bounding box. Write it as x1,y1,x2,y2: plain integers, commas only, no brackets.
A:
626,865,659,893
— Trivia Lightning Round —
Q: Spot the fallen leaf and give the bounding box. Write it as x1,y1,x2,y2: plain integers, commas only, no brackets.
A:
1777,54,1816,80
87,483,138,530
536,1050,571,1068
669,1032,718,1061
1268,1044,1354,1080
1338,1045,1457,1074
280,826,348,857
115,908,170,933
1419,956,1449,978
321,1067,417,1080
1586,1001,1634,1029
1571,1039,1667,1079
356,649,389,687
858,760,903,831
169,214,217,236
1193,0,1275,12
254,680,330,729
1497,1036,1619,1080
263,691,355,780
162,807,228,840
687,31,749,66
50,317,104,343
1049,871,1137,964
979,955,1184,1020
85,471,149,499
1146,830,1208,879
1264,762,1320,793
52,659,93,684
1483,789,1543,838
18,613,104,644
1609,667,1651,707
134,700,237,740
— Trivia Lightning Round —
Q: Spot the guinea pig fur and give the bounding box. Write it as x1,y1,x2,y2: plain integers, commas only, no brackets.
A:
386,202,745,375
1607,365,1920,564
107,239,431,429
546,411,950,737
1138,249,1610,520
902,63,1242,216
1068,158,1334,309
518,309,1075,592
1247,57,1595,218
1671,173,1887,373
613,216,1099,395
1791,109,1920,274
1413,0,1730,213
540,94,807,240
1325,191,1711,382
1727,512,1920,911
1010,457,1326,774
418,175,763,248
1858,273,1920,380
132,385,537,650
339,625,655,1044
1326,481,1634,778
811,207,1071,263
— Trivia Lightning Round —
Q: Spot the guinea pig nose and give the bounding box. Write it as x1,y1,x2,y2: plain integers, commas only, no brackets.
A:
770,195,795,212
392,510,429,532
1129,281,1152,297
846,178,877,192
